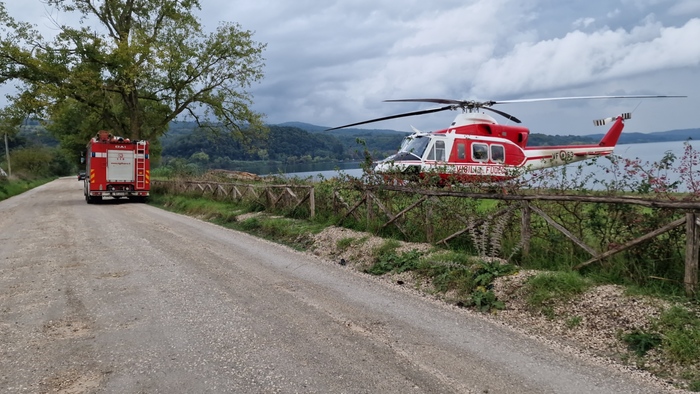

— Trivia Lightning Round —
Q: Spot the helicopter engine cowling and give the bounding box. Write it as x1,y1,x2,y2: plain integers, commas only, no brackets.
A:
447,123,531,148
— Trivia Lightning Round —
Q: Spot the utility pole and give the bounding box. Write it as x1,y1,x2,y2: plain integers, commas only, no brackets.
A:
3,132,10,177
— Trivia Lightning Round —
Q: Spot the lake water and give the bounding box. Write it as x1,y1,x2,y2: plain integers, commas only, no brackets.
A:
234,160,362,176
282,140,697,184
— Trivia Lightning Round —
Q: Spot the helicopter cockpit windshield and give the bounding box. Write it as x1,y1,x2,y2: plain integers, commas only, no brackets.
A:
399,135,430,158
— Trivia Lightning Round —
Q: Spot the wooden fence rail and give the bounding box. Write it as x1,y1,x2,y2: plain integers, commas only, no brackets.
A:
152,180,315,219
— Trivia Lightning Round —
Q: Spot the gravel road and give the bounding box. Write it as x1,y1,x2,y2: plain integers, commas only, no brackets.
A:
0,178,679,393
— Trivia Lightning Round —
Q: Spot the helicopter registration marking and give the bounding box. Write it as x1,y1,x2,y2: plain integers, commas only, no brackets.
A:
454,165,507,176
553,150,574,161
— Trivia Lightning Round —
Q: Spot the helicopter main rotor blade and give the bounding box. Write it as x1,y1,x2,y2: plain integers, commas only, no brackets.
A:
385,98,466,105
325,105,453,131
327,94,685,131
385,98,520,123
482,107,522,123
492,94,687,104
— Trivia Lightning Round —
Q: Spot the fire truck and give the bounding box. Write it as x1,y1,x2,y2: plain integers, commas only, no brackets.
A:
84,131,150,204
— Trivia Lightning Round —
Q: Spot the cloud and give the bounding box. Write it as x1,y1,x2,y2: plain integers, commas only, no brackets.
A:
470,17,700,97
668,0,700,16
573,17,596,28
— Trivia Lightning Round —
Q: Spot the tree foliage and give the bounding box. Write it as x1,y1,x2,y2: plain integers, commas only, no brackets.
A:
0,0,267,151
162,125,348,163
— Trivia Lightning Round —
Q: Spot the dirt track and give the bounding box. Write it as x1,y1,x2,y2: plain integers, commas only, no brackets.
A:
0,178,680,393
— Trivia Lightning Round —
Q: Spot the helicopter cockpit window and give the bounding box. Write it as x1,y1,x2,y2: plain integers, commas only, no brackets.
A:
401,135,431,158
491,145,505,163
472,143,488,162
427,140,445,161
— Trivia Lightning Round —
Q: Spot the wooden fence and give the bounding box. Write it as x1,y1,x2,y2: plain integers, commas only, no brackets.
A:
333,185,699,297
152,180,315,218
153,180,698,297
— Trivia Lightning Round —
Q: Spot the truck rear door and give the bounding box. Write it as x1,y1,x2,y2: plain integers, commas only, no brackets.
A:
107,150,135,182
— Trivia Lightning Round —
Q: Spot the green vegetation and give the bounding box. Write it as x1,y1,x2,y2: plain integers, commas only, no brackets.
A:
149,193,327,251
159,124,404,169
525,271,592,310
656,306,700,364
364,241,422,275
0,176,55,201
622,330,663,357
620,305,700,390
0,130,72,198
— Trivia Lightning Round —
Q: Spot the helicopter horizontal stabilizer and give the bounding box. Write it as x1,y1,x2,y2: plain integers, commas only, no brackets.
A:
593,112,631,126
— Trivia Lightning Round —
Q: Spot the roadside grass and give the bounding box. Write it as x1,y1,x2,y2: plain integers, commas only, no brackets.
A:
0,177,56,201
149,193,328,250
336,236,370,252
621,305,700,391
361,243,518,313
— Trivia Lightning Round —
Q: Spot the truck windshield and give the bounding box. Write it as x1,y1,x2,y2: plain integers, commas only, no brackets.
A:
399,135,430,158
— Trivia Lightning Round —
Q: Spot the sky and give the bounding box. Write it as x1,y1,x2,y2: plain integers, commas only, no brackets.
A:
3,0,700,136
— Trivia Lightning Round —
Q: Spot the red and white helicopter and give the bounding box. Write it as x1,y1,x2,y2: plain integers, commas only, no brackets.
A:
328,96,685,183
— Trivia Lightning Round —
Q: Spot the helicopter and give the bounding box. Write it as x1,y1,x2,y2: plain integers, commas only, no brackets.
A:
327,95,686,183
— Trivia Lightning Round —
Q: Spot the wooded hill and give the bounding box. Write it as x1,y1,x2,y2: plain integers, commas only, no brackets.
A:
11,120,698,166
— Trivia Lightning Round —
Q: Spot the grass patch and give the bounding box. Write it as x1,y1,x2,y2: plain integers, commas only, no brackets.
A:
622,330,662,356
566,315,582,329
525,271,592,310
656,306,700,365
150,193,326,250
620,305,700,370
0,177,55,201
336,236,369,252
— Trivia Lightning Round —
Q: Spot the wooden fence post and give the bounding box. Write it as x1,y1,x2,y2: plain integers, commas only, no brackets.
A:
309,187,315,219
366,190,374,226
426,199,434,243
521,202,531,257
686,212,699,297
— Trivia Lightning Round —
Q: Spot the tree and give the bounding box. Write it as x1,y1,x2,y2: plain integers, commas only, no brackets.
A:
0,0,267,153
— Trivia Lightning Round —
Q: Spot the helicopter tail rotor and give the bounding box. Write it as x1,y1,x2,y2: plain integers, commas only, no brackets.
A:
593,112,631,126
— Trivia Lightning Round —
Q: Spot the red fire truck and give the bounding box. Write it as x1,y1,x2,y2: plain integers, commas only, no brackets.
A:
84,131,150,204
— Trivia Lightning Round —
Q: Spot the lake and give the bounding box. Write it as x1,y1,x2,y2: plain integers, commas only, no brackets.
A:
281,140,697,184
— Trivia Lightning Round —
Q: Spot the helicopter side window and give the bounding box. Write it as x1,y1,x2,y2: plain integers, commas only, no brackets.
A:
472,143,488,162
435,141,445,161
491,145,505,163
457,143,466,160
427,140,445,161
